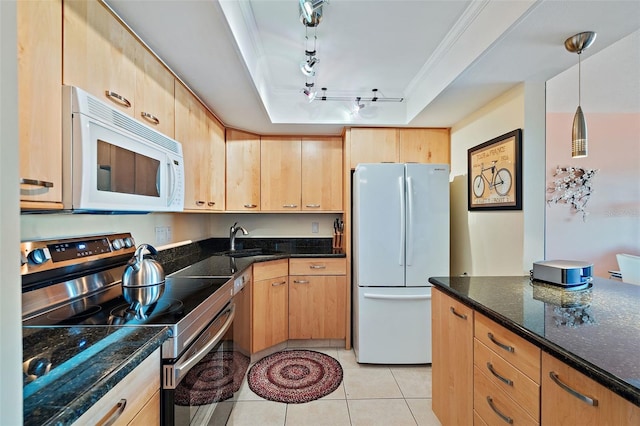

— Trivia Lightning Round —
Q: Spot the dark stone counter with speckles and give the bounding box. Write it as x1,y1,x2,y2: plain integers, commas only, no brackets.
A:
23,326,170,426
429,276,640,406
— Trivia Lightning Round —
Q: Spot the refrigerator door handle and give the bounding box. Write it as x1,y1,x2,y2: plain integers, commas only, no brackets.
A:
406,176,414,266
399,176,405,266
363,293,432,301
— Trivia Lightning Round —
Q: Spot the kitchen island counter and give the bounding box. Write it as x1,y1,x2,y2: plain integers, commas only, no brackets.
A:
429,275,640,406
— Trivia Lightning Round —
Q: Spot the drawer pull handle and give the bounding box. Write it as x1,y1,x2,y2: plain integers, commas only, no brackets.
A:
282,204,298,208
549,371,599,406
105,90,131,108
196,200,205,206
488,332,515,353
293,280,310,284
449,306,467,320
141,111,160,125
271,281,287,287
310,265,326,269
486,396,513,424
207,201,216,206
20,178,54,188
305,204,321,208
101,398,127,426
487,362,513,386
243,204,258,208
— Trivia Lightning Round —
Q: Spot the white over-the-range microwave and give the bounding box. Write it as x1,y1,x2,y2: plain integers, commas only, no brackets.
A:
62,85,185,213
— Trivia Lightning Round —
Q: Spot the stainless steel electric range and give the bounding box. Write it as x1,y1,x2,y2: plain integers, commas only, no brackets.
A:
21,233,245,425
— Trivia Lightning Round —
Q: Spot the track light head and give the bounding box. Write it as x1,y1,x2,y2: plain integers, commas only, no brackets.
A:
300,57,319,76
303,82,317,102
299,0,327,27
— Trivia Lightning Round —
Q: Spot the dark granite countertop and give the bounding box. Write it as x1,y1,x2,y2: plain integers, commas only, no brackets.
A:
429,276,640,406
22,326,170,426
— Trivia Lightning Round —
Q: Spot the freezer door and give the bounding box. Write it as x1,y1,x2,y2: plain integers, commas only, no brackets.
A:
405,164,450,286
353,164,405,287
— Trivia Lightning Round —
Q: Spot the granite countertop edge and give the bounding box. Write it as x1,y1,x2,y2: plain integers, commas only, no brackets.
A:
429,277,640,407
43,327,170,426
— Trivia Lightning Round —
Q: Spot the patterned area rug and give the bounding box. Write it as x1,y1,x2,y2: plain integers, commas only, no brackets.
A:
247,350,343,403
175,351,249,406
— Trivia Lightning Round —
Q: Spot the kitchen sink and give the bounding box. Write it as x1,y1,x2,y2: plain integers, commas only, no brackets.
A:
216,248,282,258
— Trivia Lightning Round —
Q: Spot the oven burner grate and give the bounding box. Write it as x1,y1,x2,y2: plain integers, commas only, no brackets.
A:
108,299,183,324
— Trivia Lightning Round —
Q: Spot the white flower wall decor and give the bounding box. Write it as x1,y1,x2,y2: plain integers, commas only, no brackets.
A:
547,166,599,221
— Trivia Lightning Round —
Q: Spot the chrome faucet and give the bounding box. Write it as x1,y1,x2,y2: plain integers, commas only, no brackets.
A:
229,222,249,251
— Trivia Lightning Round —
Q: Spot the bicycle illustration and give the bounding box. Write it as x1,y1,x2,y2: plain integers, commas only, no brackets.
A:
472,161,512,198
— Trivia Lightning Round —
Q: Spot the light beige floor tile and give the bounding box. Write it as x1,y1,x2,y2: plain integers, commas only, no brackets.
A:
285,399,351,426
405,399,441,426
336,349,390,370
390,366,433,398
236,377,264,401
319,382,346,400
348,399,417,426
227,401,286,426
342,367,403,399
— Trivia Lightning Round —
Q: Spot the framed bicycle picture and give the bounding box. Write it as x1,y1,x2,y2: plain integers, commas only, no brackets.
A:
468,129,522,211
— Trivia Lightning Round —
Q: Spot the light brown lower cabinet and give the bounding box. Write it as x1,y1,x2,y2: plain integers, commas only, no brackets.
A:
541,352,640,425
72,348,160,425
252,260,289,353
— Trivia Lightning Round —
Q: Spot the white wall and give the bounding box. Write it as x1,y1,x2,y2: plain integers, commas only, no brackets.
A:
1,1,23,423
450,84,545,276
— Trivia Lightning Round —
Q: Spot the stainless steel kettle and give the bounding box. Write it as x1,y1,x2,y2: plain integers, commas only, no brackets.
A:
121,244,165,318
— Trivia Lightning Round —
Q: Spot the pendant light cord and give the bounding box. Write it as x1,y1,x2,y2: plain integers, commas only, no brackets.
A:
578,52,582,107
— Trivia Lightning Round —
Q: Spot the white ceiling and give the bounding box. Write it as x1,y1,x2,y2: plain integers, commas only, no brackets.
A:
104,0,640,136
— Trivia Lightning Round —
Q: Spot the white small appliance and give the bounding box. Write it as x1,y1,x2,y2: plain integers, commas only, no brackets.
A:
62,85,184,212
353,163,450,364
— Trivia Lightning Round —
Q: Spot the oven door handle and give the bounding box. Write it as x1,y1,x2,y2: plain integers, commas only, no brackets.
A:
173,304,235,384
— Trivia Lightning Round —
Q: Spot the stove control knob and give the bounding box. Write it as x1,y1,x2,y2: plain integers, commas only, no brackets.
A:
28,247,51,265
111,239,123,250
123,237,135,248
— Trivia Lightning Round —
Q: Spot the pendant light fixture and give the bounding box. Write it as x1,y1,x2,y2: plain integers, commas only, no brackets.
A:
564,31,596,158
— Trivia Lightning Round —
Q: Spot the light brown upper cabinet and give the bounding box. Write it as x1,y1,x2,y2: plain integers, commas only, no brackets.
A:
134,44,175,138
175,82,225,211
18,0,63,209
301,137,343,211
399,128,450,164
226,129,261,211
349,127,450,168
261,137,303,211
63,0,137,116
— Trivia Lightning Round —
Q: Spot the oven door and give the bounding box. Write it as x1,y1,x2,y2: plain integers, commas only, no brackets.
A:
162,302,247,426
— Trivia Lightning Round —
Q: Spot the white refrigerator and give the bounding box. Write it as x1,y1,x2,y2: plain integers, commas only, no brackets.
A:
352,163,450,364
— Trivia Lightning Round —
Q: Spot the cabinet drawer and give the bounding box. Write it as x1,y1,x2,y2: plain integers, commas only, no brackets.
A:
73,348,160,425
253,259,288,281
474,339,540,421
475,313,540,382
289,258,346,275
474,366,538,426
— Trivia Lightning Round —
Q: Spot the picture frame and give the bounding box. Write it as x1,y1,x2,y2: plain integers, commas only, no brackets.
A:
468,129,522,211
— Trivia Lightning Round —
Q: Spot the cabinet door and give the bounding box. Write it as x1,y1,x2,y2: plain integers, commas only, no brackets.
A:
252,276,288,353
63,0,137,116
18,0,63,207
349,128,398,168
399,128,450,164
134,44,175,138
234,273,252,356
289,275,346,339
261,137,301,211
432,288,474,426
205,112,226,211
301,137,343,211
226,129,261,211
542,352,640,425
128,390,160,425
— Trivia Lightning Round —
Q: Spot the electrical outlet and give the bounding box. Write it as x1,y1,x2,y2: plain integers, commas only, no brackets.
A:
311,222,319,233
155,226,169,244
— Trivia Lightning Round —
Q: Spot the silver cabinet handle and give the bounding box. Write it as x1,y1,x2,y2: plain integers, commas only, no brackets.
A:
195,200,205,206
488,332,515,353
243,204,258,208
309,265,326,269
105,90,131,108
271,281,287,287
282,204,298,208
549,372,599,406
20,178,53,188
207,201,216,206
141,111,160,125
293,280,310,284
449,306,467,320
101,398,127,426
305,204,321,208
486,396,513,424
487,362,513,386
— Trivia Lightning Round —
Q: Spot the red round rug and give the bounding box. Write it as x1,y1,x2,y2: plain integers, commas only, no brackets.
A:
247,350,343,403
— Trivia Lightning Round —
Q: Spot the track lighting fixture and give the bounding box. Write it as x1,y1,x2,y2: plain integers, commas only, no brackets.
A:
299,0,327,27
303,82,317,102
564,31,596,158
315,88,403,103
300,34,319,76
353,97,365,111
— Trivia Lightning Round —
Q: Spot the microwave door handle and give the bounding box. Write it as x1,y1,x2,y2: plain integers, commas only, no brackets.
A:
166,160,176,205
